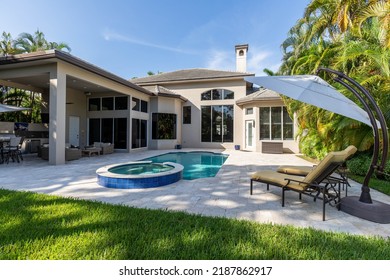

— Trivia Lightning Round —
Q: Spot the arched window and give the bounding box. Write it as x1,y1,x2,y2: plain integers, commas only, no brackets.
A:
201,89,234,101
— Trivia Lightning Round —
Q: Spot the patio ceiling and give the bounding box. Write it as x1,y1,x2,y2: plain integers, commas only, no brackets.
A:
1,74,111,94
0,50,154,96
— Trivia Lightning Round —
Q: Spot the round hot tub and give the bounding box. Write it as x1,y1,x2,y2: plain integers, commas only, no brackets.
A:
96,161,183,189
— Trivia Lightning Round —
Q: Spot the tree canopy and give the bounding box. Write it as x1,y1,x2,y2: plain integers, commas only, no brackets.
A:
0,29,71,123
278,0,389,159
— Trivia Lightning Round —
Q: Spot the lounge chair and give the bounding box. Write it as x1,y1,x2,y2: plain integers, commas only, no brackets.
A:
276,147,356,196
250,145,357,221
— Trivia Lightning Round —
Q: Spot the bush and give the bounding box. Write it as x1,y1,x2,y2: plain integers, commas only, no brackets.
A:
347,153,371,176
347,153,390,181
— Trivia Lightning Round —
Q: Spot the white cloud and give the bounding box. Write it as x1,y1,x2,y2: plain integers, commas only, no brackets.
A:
205,49,235,71
204,46,279,75
103,29,194,54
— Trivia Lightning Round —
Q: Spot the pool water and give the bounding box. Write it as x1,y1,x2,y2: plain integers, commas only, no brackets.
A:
108,163,174,175
142,152,228,180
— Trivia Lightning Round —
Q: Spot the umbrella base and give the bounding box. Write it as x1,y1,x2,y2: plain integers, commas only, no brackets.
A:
340,196,390,224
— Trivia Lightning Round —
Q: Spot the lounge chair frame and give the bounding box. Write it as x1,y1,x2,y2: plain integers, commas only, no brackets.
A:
250,146,357,221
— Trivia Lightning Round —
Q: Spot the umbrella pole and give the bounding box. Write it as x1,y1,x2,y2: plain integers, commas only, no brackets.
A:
317,68,390,223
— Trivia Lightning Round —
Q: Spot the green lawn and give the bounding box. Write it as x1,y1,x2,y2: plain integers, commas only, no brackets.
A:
1,188,389,260
349,175,390,196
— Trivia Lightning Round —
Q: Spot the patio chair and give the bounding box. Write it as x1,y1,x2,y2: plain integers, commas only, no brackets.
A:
3,136,24,163
277,160,353,196
250,145,357,221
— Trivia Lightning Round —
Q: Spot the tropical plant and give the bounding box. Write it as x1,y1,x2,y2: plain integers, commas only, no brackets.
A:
279,0,390,159
0,29,71,123
14,29,71,53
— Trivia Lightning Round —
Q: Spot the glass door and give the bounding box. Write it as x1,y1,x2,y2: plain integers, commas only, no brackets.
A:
245,120,255,150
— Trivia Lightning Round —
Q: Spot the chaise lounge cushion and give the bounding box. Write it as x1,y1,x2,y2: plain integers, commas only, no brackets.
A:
277,165,314,176
251,171,307,191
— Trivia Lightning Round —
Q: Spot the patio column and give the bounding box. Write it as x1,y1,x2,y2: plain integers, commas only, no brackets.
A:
49,66,66,165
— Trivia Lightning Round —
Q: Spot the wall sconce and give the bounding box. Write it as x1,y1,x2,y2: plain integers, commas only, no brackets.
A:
84,92,91,96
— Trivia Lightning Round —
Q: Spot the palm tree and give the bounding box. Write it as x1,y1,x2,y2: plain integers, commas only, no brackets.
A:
1,29,71,123
353,0,390,48
14,29,71,53
279,0,390,158
0,32,17,56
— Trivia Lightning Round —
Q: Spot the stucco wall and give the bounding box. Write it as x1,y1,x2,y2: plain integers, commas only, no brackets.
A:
159,79,246,150
241,101,300,153
149,96,182,150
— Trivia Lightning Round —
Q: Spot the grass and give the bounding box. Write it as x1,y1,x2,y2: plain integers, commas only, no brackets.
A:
349,174,390,196
1,188,390,260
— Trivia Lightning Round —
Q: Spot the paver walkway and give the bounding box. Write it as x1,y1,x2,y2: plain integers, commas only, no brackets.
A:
1,149,390,237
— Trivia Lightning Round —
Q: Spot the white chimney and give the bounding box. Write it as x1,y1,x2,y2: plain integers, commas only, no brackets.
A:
235,44,248,72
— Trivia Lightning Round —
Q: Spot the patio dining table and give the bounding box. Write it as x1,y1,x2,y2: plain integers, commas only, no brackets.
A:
0,137,11,164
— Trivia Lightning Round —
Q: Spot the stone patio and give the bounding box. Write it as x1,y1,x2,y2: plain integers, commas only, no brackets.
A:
1,148,390,238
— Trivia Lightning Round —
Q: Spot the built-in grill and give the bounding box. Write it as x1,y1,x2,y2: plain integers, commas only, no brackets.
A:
15,130,49,153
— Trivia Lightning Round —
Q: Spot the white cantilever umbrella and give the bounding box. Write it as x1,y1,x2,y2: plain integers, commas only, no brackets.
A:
0,103,30,113
245,75,380,128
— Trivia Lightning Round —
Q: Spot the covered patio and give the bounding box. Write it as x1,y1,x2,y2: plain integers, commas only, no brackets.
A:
1,149,389,237
0,50,153,165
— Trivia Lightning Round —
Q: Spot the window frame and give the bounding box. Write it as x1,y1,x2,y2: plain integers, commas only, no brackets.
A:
201,89,234,101
259,106,293,141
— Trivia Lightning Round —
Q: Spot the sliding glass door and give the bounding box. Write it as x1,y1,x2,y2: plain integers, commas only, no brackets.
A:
89,118,128,149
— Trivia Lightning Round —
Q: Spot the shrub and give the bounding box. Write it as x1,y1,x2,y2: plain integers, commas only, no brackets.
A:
347,153,390,181
347,153,371,176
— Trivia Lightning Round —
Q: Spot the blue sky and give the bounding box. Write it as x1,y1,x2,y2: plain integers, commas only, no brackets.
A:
1,0,310,79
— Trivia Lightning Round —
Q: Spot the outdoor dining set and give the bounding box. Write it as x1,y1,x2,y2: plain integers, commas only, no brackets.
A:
0,136,24,164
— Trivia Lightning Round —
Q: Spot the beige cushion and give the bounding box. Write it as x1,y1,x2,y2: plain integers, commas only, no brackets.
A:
277,165,314,176
302,145,357,184
251,171,307,191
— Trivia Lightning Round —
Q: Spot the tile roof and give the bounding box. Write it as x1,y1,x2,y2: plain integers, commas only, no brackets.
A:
236,88,281,105
151,85,187,102
131,68,254,84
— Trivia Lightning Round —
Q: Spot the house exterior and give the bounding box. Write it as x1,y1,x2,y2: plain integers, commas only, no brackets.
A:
132,44,299,153
0,45,298,165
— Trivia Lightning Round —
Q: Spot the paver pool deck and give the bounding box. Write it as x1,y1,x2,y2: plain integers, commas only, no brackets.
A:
1,149,390,238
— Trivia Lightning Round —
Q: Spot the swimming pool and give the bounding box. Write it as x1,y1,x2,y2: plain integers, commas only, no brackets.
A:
142,151,228,180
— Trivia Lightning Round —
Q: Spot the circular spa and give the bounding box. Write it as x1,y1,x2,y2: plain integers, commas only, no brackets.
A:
96,161,184,189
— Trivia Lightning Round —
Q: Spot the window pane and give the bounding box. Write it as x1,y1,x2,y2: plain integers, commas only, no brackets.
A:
201,91,211,100
152,113,176,140
141,100,148,113
114,118,127,149
260,107,270,140
246,108,253,115
140,120,147,147
102,97,114,110
132,119,140,149
132,119,147,148
212,105,223,142
283,107,294,140
132,97,140,111
201,106,211,142
212,89,222,100
115,96,128,110
101,118,113,143
223,90,234,100
223,105,234,142
271,107,282,140
183,106,191,124
89,118,100,144
88,98,100,111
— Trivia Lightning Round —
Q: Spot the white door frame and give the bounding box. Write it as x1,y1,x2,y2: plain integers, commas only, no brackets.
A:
245,120,255,150
69,116,80,147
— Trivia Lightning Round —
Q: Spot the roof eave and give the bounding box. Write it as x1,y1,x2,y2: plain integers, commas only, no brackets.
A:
0,50,154,96
134,73,255,86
